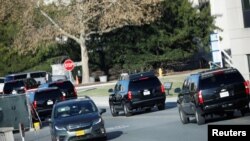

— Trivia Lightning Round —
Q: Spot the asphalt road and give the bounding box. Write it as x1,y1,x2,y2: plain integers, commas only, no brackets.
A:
14,98,250,141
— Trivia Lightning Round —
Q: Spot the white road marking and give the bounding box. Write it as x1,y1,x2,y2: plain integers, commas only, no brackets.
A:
106,125,130,131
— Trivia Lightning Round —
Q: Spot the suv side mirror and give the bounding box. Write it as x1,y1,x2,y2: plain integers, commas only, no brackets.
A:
99,108,106,115
47,118,52,123
108,88,114,93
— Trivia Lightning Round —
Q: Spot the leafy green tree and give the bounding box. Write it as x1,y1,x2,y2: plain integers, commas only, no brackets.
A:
32,0,161,83
95,0,215,72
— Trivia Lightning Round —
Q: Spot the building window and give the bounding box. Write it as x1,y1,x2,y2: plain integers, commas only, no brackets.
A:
242,0,250,27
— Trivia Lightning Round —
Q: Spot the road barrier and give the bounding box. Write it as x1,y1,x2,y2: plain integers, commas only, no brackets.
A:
0,94,31,130
0,127,14,141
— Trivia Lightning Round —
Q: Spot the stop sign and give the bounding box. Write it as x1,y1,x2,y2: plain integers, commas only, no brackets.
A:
64,59,75,71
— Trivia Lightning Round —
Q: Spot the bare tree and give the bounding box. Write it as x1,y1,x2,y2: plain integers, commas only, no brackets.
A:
33,0,161,83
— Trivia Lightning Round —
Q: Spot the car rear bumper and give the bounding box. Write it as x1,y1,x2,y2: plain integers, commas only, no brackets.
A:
128,96,166,109
201,98,249,114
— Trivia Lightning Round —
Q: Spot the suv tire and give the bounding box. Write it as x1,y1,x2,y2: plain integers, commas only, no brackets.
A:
123,102,132,117
226,111,234,118
195,109,205,125
240,107,249,116
157,102,165,110
110,104,119,117
178,107,189,124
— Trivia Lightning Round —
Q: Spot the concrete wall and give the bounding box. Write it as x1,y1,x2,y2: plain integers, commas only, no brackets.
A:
210,0,250,80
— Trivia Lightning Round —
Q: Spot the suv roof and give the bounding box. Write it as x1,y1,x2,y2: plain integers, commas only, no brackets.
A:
119,71,155,81
5,71,48,84
193,67,236,75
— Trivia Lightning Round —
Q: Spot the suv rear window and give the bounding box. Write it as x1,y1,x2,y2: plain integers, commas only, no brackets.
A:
24,79,38,88
200,71,245,89
35,89,62,100
129,77,161,91
4,81,25,90
30,72,46,78
49,81,73,90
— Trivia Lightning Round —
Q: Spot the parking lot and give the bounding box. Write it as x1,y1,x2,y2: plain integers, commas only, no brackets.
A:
13,95,250,141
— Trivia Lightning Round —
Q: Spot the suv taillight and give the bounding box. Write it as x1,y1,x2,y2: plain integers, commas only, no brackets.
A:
61,96,65,100
33,100,37,109
128,91,132,100
24,87,27,93
244,81,250,95
198,90,204,104
161,85,165,93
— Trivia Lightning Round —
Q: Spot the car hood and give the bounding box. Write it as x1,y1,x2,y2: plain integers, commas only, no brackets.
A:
54,112,100,127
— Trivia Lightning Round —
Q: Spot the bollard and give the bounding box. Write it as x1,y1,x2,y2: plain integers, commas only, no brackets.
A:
158,68,163,77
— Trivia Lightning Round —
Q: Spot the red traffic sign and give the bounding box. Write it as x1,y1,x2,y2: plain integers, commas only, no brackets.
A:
64,59,75,71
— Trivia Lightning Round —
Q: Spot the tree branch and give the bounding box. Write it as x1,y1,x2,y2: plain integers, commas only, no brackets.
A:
86,23,129,36
38,8,80,43
83,2,114,24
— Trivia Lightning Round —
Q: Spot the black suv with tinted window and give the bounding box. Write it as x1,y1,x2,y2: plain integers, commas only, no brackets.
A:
176,68,250,125
3,78,39,94
27,87,64,121
39,80,77,99
108,71,166,117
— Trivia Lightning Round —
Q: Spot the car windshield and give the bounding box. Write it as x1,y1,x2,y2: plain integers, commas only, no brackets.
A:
4,81,24,90
54,101,97,118
35,89,62,100
50,81,73,90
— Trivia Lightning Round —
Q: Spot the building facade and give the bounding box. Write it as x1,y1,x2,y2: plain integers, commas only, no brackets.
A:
210,0,250,80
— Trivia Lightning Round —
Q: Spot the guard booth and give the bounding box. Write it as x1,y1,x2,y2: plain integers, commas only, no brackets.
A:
0,94,31,130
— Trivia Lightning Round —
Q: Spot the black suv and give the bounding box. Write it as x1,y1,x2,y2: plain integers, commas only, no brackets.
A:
27,87,64,121
39,80,77,99
176,68,250,125
108,71,166,117
3,78,39,94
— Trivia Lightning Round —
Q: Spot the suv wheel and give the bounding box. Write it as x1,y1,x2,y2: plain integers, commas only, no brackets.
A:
226,111,234,118
178,107,189,124
240,107,249,116
110,104,119,117
123,102,132,117
195,109,205,125
145,107,152,112
157,102,165,110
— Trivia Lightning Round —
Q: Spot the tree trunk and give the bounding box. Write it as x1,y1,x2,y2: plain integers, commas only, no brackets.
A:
80,39,90,84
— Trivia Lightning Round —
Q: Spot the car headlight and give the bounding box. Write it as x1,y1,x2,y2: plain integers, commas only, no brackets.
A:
55,126,66,131
93,118,102,125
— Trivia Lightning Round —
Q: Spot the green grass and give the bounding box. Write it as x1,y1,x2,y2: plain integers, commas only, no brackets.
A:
78,85,115,97
78,69,208,97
